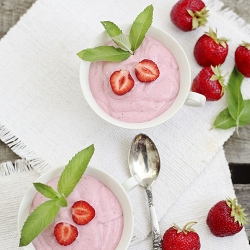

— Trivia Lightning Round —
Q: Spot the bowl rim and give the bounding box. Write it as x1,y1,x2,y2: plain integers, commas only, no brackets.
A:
79,24,191,129
17,166,134,250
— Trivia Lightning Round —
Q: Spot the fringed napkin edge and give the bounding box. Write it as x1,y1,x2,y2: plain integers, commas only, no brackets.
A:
0,124,51,176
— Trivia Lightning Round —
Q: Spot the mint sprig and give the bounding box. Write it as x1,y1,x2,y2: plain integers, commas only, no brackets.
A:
239,100,250,126
19,144,94,247
77,4,153,62
212,67,250,133
227,66,245,122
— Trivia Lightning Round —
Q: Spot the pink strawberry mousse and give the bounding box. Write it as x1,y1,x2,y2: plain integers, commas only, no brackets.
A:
89,36,180,123
30,174,123,250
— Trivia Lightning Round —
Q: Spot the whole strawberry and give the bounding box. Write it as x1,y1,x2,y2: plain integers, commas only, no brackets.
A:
207,198,248,237
235,41,250,77
162,222,201,250
194,27,229,66
170,0,209,31
192,65,226,101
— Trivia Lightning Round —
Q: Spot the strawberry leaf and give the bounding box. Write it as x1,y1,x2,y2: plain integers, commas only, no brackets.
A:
77,46,131,62
33,182,59,199
129,4,153,51
57,144,94,197
212,108,236,130
19,200,60,246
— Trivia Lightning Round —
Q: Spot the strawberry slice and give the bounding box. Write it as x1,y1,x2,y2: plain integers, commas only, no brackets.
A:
54,222,78,246
71,200,95,225
110,70,134,95
135,59,160,82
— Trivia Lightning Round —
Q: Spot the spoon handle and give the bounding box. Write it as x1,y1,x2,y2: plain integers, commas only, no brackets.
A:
146,187,162,250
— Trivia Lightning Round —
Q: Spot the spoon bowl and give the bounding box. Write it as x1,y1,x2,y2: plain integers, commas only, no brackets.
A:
128,134,160,188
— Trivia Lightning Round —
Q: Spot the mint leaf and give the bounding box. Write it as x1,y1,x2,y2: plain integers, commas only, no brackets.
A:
112,34,133,54
77,46,131,62
239,100,250,126
129,4,153,51
101,21,132,54
227,67,245,122
57,144,94,197
212,108,237,129
19,200,60,246
33,183,59,199
101,21,122,37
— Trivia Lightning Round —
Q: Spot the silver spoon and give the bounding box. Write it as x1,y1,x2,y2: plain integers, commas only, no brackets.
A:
128,133,161,250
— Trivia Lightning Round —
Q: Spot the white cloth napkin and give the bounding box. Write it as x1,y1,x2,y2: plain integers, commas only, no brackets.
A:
0,0,250,249
130,148,249,249
1,149,249,250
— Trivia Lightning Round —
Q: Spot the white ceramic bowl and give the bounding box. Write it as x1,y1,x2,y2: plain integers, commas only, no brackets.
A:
79,24,192,129
18,166,134,250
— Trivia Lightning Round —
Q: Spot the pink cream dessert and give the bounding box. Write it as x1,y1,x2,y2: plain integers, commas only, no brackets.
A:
89,36,180,123
30,174,123,250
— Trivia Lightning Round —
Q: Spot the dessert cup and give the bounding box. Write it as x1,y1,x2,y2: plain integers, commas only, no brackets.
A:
18,166,135,250
79,24,205,129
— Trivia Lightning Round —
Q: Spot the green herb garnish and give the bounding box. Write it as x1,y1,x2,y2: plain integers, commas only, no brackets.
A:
129,4,153,52
101,21,133,54
77,4,153,62
212,67,250,133
77,46,131,62
19,200,61,247
19,144,94,247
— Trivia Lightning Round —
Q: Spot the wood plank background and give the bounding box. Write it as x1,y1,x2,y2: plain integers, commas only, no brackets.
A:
0,0,250,241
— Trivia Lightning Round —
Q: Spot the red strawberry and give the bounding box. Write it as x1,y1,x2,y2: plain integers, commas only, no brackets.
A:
191,65,226,101
170,0,209,31
135,59,160,82
194,27,229,66
235,41,250,77
71,200,95,225
110,70,134,95
162,222,201,250
54,222,78,246
206,198,248,237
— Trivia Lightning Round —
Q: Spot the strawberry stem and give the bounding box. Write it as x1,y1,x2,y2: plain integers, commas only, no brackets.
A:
240,41,250,50
173,221,197,234
210,65,227,96
205,27,229,48
187,7,209,30
226,198,248,226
